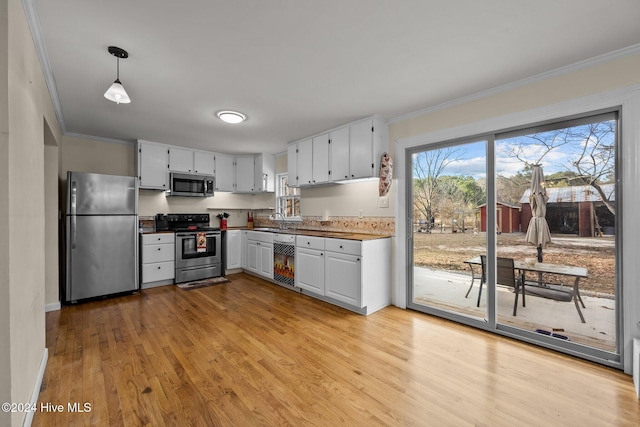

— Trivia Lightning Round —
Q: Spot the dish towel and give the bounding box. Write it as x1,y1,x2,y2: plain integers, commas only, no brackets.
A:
196,232,206,253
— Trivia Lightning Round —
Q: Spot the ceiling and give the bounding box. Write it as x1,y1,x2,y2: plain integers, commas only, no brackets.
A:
30,0,640,155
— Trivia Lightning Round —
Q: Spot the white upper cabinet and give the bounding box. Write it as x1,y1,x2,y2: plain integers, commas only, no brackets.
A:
137,140,169,190
296,139,313,186
312,133,330,184
214,154,235,192
254,154,275,192
287,144,298,186
169,147,215,175
330,127,349,181
213,153,275,193
348,118,387,180
287,115,387,187
193,151,215,175
169,147,194,173
235,156,255,193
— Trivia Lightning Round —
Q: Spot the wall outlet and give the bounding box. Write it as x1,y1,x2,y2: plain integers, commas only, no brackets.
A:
358,210,363,218
378,197,389,208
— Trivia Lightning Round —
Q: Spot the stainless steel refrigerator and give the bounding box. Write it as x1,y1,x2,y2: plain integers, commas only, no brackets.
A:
65,172,139,302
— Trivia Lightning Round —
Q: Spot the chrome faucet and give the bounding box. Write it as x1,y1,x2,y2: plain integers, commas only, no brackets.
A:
273,211,287,230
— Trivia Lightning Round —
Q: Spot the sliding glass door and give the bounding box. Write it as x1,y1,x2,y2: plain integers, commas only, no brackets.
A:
409,139,489,321
408,110,620,360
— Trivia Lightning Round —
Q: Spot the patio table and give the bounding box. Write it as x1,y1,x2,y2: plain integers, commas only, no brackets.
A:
464,256,588,322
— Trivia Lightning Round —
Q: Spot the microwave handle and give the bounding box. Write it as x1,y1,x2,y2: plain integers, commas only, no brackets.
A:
204,179,208,196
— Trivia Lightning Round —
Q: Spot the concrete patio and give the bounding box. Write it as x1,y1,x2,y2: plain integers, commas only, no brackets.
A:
413,266,616,351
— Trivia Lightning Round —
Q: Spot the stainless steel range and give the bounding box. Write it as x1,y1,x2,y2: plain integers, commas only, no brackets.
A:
156,213,222,283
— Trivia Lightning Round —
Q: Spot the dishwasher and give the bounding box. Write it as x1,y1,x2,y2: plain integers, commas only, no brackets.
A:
273,233,296,288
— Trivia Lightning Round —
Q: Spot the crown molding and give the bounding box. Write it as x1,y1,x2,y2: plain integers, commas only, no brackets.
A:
389,43,640,124
64,132,135,146
21,0,67,133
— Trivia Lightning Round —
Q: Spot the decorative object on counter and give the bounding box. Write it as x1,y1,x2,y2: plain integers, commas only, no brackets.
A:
177,276,230,290
379,152,393,197
216,212,230,230
247,211,254,229
139,217,156,233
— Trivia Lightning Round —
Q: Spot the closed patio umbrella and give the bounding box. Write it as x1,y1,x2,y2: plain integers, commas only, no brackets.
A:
525,165,551,262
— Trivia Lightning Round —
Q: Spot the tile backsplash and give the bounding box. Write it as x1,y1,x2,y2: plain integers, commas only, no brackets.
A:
255,215,395,236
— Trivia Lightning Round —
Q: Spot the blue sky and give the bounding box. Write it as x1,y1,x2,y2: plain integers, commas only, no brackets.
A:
425,122,616,180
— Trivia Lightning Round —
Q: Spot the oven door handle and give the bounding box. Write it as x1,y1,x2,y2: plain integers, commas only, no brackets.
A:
176,232,220,237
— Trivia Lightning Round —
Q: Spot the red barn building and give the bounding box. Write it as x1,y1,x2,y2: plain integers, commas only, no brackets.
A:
519,184,615,237
478,201,521,233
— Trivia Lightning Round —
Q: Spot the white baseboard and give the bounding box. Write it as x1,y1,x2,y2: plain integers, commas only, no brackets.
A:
634,338,640,399
44,302,60,312
23,348,48,427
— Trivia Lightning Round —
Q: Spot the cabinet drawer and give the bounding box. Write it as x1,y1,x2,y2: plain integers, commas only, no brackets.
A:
142,261,175,283
142,233,175,245
325,238,361,256
296,235,325,251
247,231,273,244
142,243,174,263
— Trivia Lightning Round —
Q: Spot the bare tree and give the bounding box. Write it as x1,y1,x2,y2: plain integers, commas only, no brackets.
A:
501,120,616,214
412,147,464,223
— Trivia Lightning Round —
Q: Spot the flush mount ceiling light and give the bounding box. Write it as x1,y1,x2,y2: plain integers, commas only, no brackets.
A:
103,46,131,104
217,110,246,124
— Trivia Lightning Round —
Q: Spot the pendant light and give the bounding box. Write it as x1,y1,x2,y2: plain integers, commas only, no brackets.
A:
104,46,131,104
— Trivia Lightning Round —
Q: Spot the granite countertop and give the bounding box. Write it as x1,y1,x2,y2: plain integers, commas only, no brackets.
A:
232,227,391,241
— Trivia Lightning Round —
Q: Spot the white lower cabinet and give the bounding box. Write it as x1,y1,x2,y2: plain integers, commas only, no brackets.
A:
241,231,390,314
259,242,274,279
140,233,175,288
246,232,273,280
296,236,391,314
296,247,325,295
226,230,242,271
241,231,248,269
324,251,361,307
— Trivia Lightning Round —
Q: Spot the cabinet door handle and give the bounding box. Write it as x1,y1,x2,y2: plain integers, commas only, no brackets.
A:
157,266,161,269
339,245,343,249
357,258,360,262
157,248,161,251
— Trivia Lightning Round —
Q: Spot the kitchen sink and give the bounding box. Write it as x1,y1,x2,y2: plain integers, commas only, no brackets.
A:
253,227,297,234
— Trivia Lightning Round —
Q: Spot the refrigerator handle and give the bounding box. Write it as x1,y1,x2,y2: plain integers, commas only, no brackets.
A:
71,180,77,216
70,180,77,249
71,215,76,249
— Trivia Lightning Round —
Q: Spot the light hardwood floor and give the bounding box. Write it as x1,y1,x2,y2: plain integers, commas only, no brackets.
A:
35,273,639,426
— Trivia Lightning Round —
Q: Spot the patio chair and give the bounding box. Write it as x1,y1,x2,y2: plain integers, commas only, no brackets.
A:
496,256,526,316
522,280,586,323
474,256,525,316
464,256,486,307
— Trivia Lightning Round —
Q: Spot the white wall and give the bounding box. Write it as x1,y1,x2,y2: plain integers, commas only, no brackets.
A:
4,1,63,426
0,1,10,422
391,50,640,374
299,180,394,217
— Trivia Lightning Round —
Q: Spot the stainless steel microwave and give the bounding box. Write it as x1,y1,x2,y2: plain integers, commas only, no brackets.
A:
169,172,215,197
